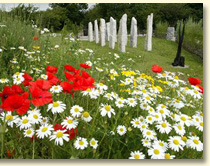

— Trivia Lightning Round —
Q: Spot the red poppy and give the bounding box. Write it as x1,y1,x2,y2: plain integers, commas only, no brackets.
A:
0,85,24,102
46,72,61,85
60,81,74,96
30,135,37,142
151,64,162,73
188,77,201,86
1,92,30,115
6,149,15,158
64,71,75,82
80,63,91,69
29,86,52,107
29,79,52,91
23,72,33,86
64,65,76,73
33,36,38,40
46,66,58,74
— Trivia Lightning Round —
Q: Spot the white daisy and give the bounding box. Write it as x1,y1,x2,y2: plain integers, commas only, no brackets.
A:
28,111,42,124
24,128,35,138
47,101,66,114
127,98,137,107
81,111,92,122
70,105,84,118
0,78,9,83
74,137,88,150
143,129,156,140
148,146,165,159
186,136,203,151
41,74,48,80
164,153,176,159
50,130,69,146
173,123,185,136
156,121,172,134
168,136,185,152
89,138,98,149
13,76,24,85
100,104,115,118
117,125,127,136
115,98,125,108
61,116,78,129
50,85,63,93
129,151,145,159
17,116,32,130
36,124,54,139
141,139,152,148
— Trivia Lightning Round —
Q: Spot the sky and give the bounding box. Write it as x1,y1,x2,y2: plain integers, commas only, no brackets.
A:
0,3,95,11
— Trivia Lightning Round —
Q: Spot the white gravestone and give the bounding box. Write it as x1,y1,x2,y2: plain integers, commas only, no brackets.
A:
130,17,137,48
100,18,106,46
94,20,99,44
109,17,117,49
88,22,93,42
118,14,127,53
145,13,153,51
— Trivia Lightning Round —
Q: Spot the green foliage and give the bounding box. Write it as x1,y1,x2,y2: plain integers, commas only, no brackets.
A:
0,15,35,75
154,22,168,38
182,18,203,58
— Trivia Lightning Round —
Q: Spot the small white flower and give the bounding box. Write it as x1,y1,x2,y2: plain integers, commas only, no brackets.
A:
50,130,69,146
74,137,88,150
89,138,98,149
70,105,84,118
129,151,145,159
47,101,66,114
117,125,127,136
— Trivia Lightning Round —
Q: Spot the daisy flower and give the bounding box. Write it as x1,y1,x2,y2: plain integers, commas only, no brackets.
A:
168,136,185,152
104,93,114,100
143,129,156,140
139,123,148,132
36,124,54,139
186,136,203,151
96,82,108,91
61,116,78,129
129,151,145,159
24,128,35,138
153,113,162,122
81,111,92,122
47,101,66,114
0,78,9,83
115,98,125,108
13,72,24,78
130,118,141,128
50,85,63,93
17,116,32,130
173,123,185,136
145,115,155,125
86,61,92,66
164,153,175,159
127,98,137,107
70,105,84,118
41,117,49,125
50,130,69,146
152,140,168,152
13,76,24,85
41,74,48,80
148,146,165,159
100,104,115,118
89,138,98,149
74,137,88,150
142,139,152,148
195,121,203,132
28,111,42,124
0,112,18,128
156,121,172,134
175,114,191,127
117,125,127,136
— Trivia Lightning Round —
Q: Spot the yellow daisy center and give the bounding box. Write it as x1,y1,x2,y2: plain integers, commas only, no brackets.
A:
6,115,13,121
22,119,29,124
79,140,84,145
146,96,150,100
1,78,6,81
15,72,20,75
56,131,63,138
130,100,134,103
134,154,140,159
74,108,79,112
174,76,179,80
33,115,38,119
118,101,122,104
53,102,59,107
154,149,160,155
148,117,152,121
193,139,199,145
173,140,179,145
54,86,59,90
120,128,124,132
178,125,182,130
159,142,164,146
99,83,104,86
155,115,159,119
161,123,167,128
146,131,151,135
162,73,166,77
194,90,198,94
83,112,89,118
161,105,166,108
91,140,96,145
135,121,139,125
26,130,32,135
200,122,203,126
42,127,48,132
159,110,164,114
16,78,21,81
86,88,91,92
165,153,171,159
105,105,111,111
142,125,146,128
181,116,186,121
182,136,187,142
67,119,73,124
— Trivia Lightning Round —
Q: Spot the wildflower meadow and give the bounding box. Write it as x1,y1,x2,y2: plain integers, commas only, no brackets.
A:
0,3,203,159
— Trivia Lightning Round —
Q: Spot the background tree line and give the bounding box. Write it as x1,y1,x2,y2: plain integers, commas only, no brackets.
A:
2,3,203,33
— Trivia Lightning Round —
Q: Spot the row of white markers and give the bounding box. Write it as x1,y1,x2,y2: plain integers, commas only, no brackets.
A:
88,13,153,53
